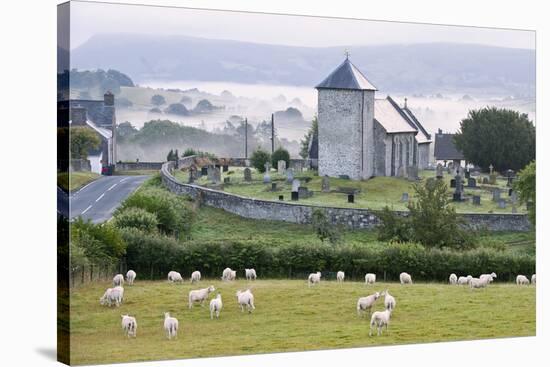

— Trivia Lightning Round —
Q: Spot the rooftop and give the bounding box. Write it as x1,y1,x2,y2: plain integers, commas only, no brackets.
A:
316,58,377,91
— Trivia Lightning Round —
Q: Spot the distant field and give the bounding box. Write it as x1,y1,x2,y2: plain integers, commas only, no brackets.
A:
58,171,100,192
174,167,525,214
70,279,535,365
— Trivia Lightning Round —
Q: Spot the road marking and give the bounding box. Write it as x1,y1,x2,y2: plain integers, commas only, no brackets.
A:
82,205,92,214
120,177,128,183
107,183,117,191
95,193,105,202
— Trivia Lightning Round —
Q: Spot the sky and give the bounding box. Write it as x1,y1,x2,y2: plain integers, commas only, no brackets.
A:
70,0,535,50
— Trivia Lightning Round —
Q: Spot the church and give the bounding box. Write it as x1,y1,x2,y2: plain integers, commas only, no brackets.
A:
314,57,431,180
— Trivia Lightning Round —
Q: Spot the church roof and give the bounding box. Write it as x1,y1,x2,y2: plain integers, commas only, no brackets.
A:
316,58,377,91
402,106,432,144
374,97,418,134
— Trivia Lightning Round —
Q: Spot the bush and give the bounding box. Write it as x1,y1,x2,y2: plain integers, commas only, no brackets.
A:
514,160,535,225
71,218,126,265
250,148,271,173
113,207,159,233
271,147,290,169
311,209,341,244
376,207,413,243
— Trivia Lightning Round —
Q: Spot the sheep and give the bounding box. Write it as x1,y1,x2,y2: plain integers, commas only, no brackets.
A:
449,273,458,285
356,292,380,317
532,274,536,285
221,267,233,281
188,285,215,308
336,271,345,282
167,271,183,283
210,293,223,319
480,272,497,284
245,268,257,281
228,270,237,281
308,272,322,287
516,275,530,286
126,270,136,285
399,272,412,284
457,275,473,285
113,274,124,287
236,289,255,313
163,312,179,340
121,315,137,338
190,271,201,283
369,309,392,336
100,286,124,307
381,289,396,311
100,288,114,306
469,277,491,289
365,273,376,285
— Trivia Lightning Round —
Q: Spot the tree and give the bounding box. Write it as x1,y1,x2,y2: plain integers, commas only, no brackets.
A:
70,127,100,160
300,117,318,159
514,160,536,225
250,148,271,173
164,103,189,116
271,147,290,169
454,107,535,172
311,209,340,244
151,94,166,106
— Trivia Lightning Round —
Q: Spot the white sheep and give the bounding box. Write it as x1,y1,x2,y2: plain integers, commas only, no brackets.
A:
457,275,473,285
369,309,392,336
356,292,380,317
126,270,136,285
449,273,458,285
381,289,396,311
229,270,237,281
100,286,124,307
121,315,137,338
167,271,183,283
245,268,257,281
113,274,124,287
236,289,255,313
365,273,376,285
516,275,530,285
188,285,215,308
399,272,412,284
532,274,536,285
308,272,322,287
210,293,223,319
480,272,497,284
469,277,491,289
190,271,201,283
163,312,179,340
222,267,232,281
336,271,345,282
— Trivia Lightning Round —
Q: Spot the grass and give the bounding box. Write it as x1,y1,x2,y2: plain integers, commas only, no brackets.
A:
69,279,535,365
114,169,159,176
174,167,526,214
57,171,100,192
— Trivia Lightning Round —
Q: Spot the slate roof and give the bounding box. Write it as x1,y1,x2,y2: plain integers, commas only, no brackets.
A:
402,107,432,144
316,58,377,91
69,99,114,128
434,132,465,160
374,97,418,134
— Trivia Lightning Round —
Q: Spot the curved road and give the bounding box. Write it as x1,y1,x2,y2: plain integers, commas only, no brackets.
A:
70,175,149,223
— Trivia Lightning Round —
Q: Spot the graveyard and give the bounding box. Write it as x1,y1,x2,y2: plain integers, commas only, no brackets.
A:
173,164,526,214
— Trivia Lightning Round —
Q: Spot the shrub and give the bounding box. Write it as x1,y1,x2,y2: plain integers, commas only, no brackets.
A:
514,160,536,225
271,147,290,169
71,218,126,265
113,207,159,233
376,207,413,243
311,209,341,244
250,148,271,173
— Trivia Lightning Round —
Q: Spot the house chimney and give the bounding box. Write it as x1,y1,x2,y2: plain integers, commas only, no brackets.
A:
104,91,114,106
404,97,408,108
438,128,443,135
71,105,87,125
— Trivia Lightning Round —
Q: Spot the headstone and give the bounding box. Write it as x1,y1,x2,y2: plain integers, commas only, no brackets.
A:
291,191,299,201
436,163,444,179
222,165,229,172
212,167,221,183
511,191,518,203
453,192,462,202
467,177,477,188
263,171,271,184
201,166,208,176
489,164,494,175
498,199,507,209
294,161,303,172
453,173,463,202
292,179,301,192
286,169,294,184
465,170,471,179
224,177,230,184
188,166,197,184
482,177,489,184
450,179,456,188
207,165,215,181
298,187,310,199
348,194,355,203
278,195,284,201
271,182,277,191
401,192,409,202
277,160,286,175
472,195,481,205
407,166,419,180
492,189,501,202
243,167,252,182
489,173,497,185
322,175,330,193
264,162,271,173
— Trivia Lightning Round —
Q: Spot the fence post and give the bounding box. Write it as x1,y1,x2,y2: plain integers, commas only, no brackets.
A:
384,270,387,282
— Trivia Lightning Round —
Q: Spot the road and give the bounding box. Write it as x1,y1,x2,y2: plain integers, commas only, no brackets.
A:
70,175,149,223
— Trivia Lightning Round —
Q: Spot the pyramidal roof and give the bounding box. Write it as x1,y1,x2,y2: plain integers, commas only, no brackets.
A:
316,58,377,91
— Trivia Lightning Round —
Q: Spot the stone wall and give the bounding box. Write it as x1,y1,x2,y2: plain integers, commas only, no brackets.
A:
115,162,164,171
69,159,91,172
161,158,531,232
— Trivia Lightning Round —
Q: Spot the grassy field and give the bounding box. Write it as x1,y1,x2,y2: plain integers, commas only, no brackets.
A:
70,279,535,365
174,167,525,214
57,171,100,192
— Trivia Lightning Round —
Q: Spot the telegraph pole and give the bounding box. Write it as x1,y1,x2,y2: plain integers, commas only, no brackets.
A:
271,113,275,154
244,118,248,159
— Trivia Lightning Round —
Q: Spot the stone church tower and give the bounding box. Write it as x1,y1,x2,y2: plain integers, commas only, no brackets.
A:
316,57,377,180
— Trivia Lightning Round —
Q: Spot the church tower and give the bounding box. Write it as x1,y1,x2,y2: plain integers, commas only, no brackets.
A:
315,57,377,180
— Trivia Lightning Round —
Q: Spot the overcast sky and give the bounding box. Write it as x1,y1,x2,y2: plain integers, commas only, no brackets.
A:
70,1,535,50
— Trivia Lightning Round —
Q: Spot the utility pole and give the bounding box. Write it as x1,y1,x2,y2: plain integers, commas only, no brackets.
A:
271,113,275,154
244,117,248,159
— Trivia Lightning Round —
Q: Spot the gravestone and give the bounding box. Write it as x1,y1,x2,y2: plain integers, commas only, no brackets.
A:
465,170,470,179
277,160,286,175
271,182,277,191
298,186,310,199
243,167,252,182
482,177,489,184
188,166,197,184
498,199,507,209
467,177,477,188
294,161,303,173
511,191,518,203
222,165,229,172
472,195,481,205
291,191,299,201
407,166,419,180
212,167,221,183
264,162,271,173
401,192,409,202
286,169,294,184
489,164,494,175
224,177,230,184
278,195,284,201
492,189,501,202
453,173,463,202
450,179,456,188
436,163,444,179
263,171,271,184
292,179,301,193
322,175,330,193
348,194,355,203
489,173,497,185
207,165,215,181
201,166,208,176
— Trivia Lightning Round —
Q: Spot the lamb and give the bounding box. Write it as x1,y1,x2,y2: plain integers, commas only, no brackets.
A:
209,293,223,319
100,286,124,307
457,275,473,285
336,271,345,282
532,274,536,285
245,268,257,281
365,273,376,285
121,315,137,338
228,270,237,281
190,271,201,283
381,289,396,311
308,272,322,287
113,274,124,287
163,312,179,340
449,273,458,285
356,292,380,317
188,285,215,308
222,267,235,281
126,270,136,285
236,289,255,313
369,309,392,336
469,277,491,289
167,271,183,283
399,272,412,284
480,272,497,284
516,275,530,285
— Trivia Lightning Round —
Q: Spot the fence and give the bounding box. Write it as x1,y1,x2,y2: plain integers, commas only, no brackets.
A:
70,263,121,288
